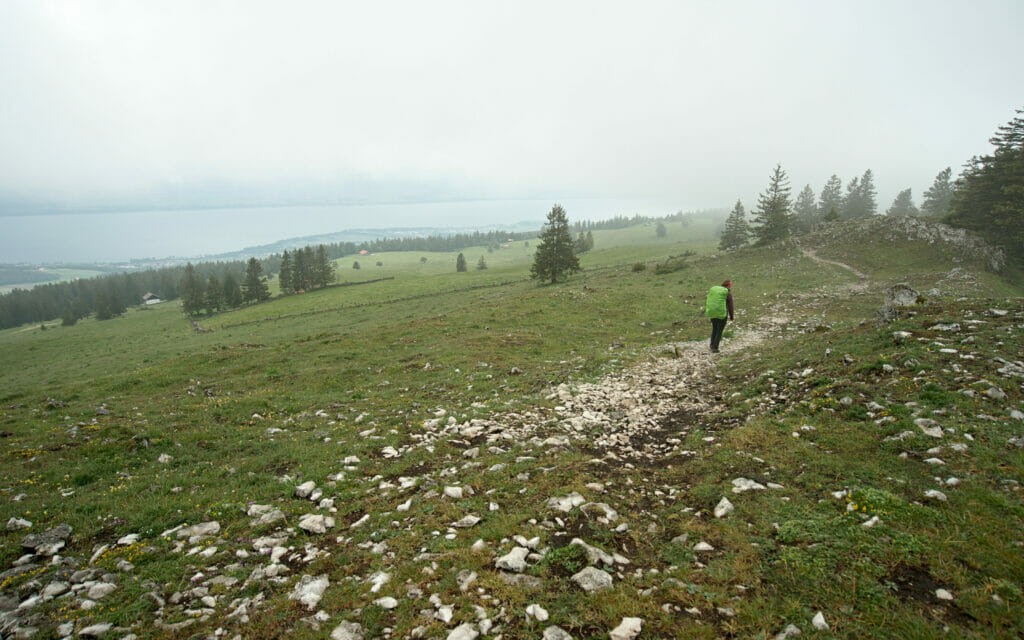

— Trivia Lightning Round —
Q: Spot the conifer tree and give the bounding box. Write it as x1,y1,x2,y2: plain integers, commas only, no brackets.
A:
530,204,581,283
292,248,309,291
823,205,840,222
860,169,878,216
842,176,862,218
793,184,817,233
477,255,487,270
921,167,954,218
456,253,467,272
242,258,270,303
278,250,293,293
585,230,594,251
655,221,667,237
719,200,750,250
181,263,204,315
751,164,793,244
223,273,242,307
315,245,335,287
946,107,1024,259
204,273,224,314
886,188,920,217
352,261,360,270
817,174,844,216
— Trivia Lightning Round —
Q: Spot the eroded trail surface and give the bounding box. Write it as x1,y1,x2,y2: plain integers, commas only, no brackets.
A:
798,245,870,293
411,325,770,464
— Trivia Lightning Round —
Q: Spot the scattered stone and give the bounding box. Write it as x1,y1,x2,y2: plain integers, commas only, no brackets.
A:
986,387,1007,400
732,477,768,493
20,523,72,556
289,574,329,610
444,486,464,499
811,611,829,631
572,566,613,592
298,514,334,534
774,623,802,639
446,623,479,640
374,596,399,609
78,623,113,637
158,453,172,464
543,627,575,640
693,541,714,552
714,497,734,518
935,588,954,601
915,418,944,438
175,521,219,540
547,492,586,512
495,547,530,573
609,617,643,640
924,490,948,502
526,603,550,621
331,621,365,640
452,515,481,528
295,481,317,498
6,517,31,531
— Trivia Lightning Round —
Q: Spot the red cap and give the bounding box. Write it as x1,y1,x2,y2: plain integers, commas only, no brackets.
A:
722,280,732,288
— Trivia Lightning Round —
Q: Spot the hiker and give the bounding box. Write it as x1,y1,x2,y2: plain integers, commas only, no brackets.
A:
705,279,734,353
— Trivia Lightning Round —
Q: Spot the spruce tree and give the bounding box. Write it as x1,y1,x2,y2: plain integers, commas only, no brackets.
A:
886,188,920,217
793,184,817,233
242,258,270,303
860,169,878,216
946,108,1024,260
719,199,750,250
585,230,594,251
477,255,487,270
921,167,954,218
842,176,862,218
315,245,335,287
223,273,242,307
823,205,840,222
293,248,309,291
655,221,667,237
181,263,204,315
751,164,793,244
530,204,581,284
278,250,293,293
456,253,467,272
817,174,844,216
204,273,224,314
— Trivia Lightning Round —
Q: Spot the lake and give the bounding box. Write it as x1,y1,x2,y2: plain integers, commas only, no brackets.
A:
0,198,681,264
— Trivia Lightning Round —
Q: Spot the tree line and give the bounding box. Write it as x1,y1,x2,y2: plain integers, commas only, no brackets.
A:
716,107,1024,253
0,260,249,330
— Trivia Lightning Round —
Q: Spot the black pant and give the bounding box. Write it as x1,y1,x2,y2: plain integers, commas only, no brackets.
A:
710,318,727,351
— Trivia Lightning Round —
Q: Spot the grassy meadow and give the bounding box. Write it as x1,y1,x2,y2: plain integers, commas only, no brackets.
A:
1,217,1022,639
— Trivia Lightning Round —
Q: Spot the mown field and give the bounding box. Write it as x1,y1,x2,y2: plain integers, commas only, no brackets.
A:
1,218,1022,639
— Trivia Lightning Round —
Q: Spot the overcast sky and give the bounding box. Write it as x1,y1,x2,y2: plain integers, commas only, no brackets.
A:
1,0,1022,214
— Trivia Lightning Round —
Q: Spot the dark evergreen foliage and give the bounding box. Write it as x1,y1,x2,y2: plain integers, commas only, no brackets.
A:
455,253,467,272
886,188,920,217
921,167,954,218
242,258,271,303
751,164,793,244
792,184,818,233
530,204,581,284
719,200,750,250
817,174,844,217
945,108,1024,260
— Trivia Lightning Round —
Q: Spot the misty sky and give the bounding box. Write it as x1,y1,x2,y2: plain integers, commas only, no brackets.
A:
1,0,1022,215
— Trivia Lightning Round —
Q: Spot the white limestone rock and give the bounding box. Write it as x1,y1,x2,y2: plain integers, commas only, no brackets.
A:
289,574,329,610
331,621,364,640
609,617,643,640
714,497,734,518
495,547,530,573
572,566,613,592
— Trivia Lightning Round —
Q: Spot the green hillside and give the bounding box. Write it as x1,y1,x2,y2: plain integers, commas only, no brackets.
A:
1,218,1022,639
